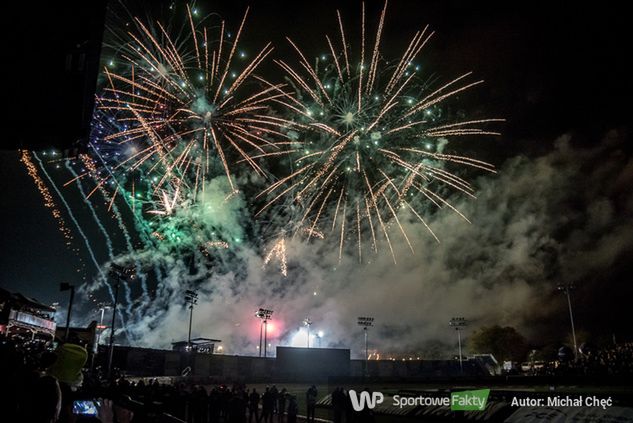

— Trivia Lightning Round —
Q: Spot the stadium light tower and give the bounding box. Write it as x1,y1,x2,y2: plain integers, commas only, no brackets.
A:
184,290,199,351
557,282,578,359
317,330,324,348
449,317,468,374
90,302,110,371
255,308,274,357
357,317,374,375
96,303,111,345
107,264,135,379
60,282,75,342
303,317,313,348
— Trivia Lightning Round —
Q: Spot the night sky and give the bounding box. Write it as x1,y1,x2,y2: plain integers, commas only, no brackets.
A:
1,1,631,353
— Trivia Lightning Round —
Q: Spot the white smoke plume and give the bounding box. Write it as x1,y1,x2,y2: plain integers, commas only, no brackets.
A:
86,130,632,358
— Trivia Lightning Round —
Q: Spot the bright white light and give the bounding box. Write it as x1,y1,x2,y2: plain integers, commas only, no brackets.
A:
288,328,318,347
289,329,307,347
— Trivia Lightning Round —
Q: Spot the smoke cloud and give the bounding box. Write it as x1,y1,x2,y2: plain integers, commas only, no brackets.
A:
87,130,632,358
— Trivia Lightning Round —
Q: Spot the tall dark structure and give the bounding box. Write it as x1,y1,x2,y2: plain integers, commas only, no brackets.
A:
7,0,107,151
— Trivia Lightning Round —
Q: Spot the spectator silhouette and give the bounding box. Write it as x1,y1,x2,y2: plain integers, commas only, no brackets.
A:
261,386,274,423
277,388,287,422
270,385,279,416
248,388,260,423
331,387,346,423
306,385,318,423
286,395,298,423
20,375,62,423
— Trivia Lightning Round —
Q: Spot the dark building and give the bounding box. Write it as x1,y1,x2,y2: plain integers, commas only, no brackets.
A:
0,288,56,342
7,0,107,151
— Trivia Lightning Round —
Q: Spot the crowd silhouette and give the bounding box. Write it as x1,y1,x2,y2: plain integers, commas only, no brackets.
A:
2,333,632,423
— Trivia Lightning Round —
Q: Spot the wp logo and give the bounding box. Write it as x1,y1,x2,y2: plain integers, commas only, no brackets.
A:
349,390,384,411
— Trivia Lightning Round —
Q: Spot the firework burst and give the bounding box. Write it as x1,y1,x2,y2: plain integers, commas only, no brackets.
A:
257,1,503,263
97,5,288,206
264,234,288,276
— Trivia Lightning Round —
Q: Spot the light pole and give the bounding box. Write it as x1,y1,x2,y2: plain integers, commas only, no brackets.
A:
255,308,273,357
107,264,135,379
449,317,468,374
96,303,111,346
91,303,110,371
357,317,374,376
185,290,198,349
317,331,324,348
303,318,312,348
51,302,59,325
184,290,199,351
557,283,578,359
60,283,75,342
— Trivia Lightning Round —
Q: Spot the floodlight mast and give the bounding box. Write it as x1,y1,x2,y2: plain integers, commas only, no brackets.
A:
255,308,274,357
357,317,374,376
106,264,135,379
316,331,324,348
59,282,75,342
303,318,312,348
557,283,578,360
96,303,110,346
184,290,199,351
91,302,110,371
449,317,468,374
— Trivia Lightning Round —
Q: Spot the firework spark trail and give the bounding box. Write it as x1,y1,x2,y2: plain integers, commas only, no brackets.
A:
86,143,154,242
65,161,140,319
263,235,287,276
259,1,502,263
66,162,115,259
84,142,154,315
70,151,141,339
112,212,153,319
20,151,77,250
33,152,114,300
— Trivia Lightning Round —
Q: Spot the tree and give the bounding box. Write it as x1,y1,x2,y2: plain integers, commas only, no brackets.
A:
468,325,528,362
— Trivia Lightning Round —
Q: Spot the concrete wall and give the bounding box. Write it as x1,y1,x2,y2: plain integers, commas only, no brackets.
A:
351,359,490,378
101,345,487,382
276,347,350,382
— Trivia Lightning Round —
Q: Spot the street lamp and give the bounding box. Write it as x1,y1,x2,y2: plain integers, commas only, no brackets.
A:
557,283,578,359
107,264,135,379
357,317,374,376
184,290,199,351
317,330,324,348
60,282,75,342
303,318,312,348
95,303,111,346
449,317,468,374
90,303,110,371
255,308,273,357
